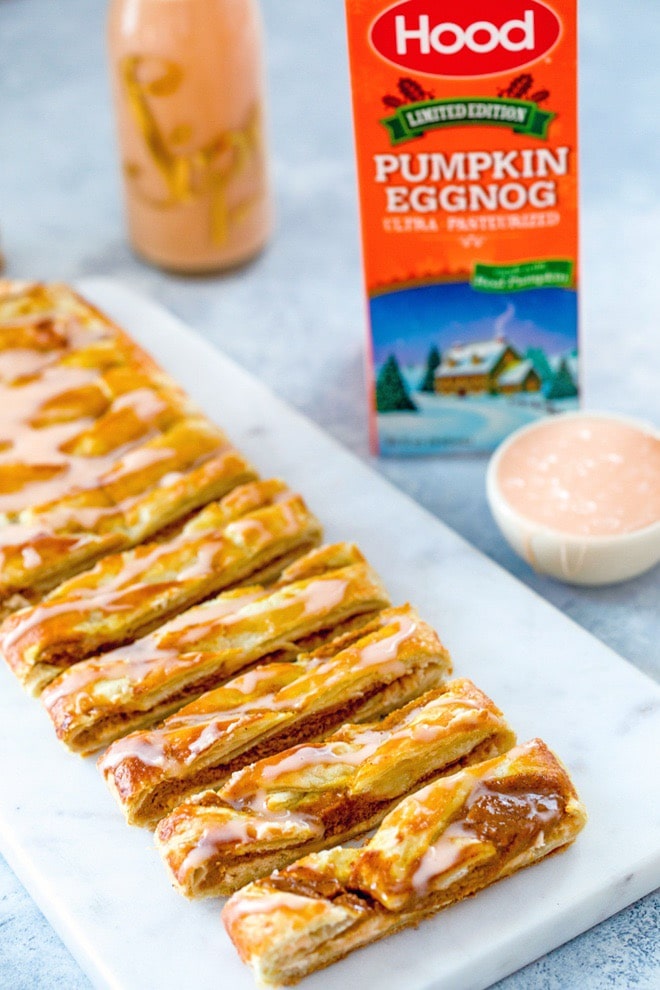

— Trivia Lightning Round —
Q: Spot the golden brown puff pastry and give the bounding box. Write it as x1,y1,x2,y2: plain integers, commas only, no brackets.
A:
42,543,391,756
2,480,322,694
0,280,254,527
0,434,255,616
99,604,452,828
0,281,170,387
155,678,514,897
0,282,257,612
0,282,193,518
222,738,587,987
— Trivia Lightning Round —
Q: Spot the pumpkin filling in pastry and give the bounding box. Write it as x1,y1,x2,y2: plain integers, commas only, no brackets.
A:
155,677,515,897
1,478,322,694
99,604,453,827
41,543,391,754
222,739,587,987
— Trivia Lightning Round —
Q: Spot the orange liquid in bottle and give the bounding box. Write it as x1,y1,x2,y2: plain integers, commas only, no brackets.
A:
108,0,273,273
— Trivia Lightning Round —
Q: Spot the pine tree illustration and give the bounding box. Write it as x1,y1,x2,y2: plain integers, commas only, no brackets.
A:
376,355,417,412
418,345,441,393
545,360,578,400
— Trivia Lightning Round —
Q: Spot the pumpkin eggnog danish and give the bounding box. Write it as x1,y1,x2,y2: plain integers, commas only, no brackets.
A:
223,739,587,987
0,281,256,613
42,544,390,754
156,677,514,897
100,605,452,827
2,480,322,694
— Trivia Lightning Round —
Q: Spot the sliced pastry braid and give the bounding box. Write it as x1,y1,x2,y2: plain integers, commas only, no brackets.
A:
42,543,390,755
99,604,452,827
223,738,587,987
156,677,514,897
0,281,256,616
1,479,322,694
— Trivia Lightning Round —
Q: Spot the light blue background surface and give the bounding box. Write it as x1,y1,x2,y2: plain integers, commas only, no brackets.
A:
1,1,658,987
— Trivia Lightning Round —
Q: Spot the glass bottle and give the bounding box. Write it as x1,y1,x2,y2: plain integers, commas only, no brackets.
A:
108,0,273,273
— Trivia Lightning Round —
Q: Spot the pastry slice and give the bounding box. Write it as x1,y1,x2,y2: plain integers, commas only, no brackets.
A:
0,280,176,385
2,479,322,693
0,335,259,625
42,543,391,755
0,282,258,610
223,738,587,987
99,604,452,827
0,281,197,520
155,678,514,897
0,434,255,617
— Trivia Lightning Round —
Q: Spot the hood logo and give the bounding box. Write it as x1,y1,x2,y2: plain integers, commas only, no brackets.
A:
371,0,562,77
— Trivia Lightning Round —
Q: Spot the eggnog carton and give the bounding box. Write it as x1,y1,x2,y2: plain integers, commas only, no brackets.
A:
344,0,579,454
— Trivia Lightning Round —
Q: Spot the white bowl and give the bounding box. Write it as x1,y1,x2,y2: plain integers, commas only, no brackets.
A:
486,411,660,586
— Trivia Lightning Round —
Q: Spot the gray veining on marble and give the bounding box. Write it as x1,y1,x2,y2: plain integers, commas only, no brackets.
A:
1,0,659,988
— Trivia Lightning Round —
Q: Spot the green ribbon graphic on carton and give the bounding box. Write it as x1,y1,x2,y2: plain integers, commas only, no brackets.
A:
381,97,555,145
471,260,575,293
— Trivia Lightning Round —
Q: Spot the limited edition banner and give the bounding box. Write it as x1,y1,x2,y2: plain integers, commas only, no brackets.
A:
381,97,555,144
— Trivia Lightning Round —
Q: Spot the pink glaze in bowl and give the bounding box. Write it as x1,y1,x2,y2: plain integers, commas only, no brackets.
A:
486,411,660,586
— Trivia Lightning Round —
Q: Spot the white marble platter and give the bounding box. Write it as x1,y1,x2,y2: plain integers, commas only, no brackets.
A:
1,278,659,990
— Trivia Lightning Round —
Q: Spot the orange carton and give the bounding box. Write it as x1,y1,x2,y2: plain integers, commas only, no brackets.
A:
344,0,579,454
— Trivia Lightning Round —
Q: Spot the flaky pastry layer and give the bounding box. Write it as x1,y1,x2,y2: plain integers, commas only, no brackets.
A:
223,738,587,986
42,543,390,755
100,604,452,827
0,281,256,611
1,479,322,694
156,677,514,897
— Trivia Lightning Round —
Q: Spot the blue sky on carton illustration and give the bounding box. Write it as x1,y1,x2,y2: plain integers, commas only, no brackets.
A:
370,282,578,367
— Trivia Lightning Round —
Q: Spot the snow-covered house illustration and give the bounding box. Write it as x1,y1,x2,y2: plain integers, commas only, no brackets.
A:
498,359,541,394
434,337,541,395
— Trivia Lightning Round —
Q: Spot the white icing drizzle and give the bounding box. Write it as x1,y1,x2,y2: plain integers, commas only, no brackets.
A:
358,612,417,667
299,577,348,616
2,541,174,652
223,891,315,924
273,497,306,536
171,588,269,645
0,360,180,515
158,470,184,488
258,737,383,781
225,516,274,546
239,693,483,796
110,387,168,420
0,522,46,548
231,666,280,695
20,546,43,570
6,493,309,653
0,348,61,382
411,820,480,894
185,719,236,762
0,523,103,581
178,807,319,876
99,731,170,771
173,539,225,582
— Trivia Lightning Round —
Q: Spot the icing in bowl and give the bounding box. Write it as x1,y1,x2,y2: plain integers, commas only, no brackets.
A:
486,411,660,585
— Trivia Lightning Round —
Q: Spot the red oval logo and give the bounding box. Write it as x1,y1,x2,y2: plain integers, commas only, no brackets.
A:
370,0,562,77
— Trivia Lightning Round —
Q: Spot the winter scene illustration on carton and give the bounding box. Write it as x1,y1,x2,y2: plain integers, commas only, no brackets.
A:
371,281,578,455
